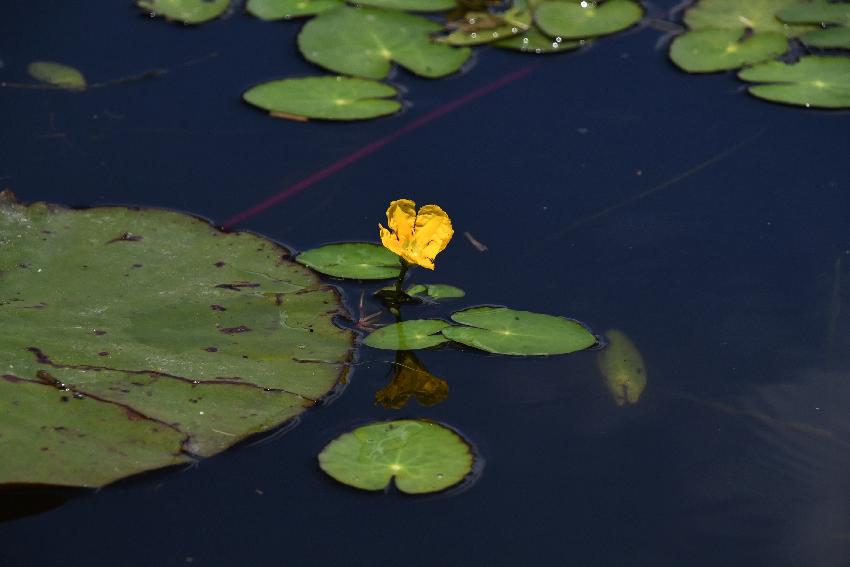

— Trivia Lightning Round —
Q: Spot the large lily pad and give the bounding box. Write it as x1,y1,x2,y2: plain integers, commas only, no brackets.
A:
243,76,402,121
801,27,850,49
364,320,451,350
776,0,850,25
738,55,850,108
534,0,643,40
296,243,402,279
669,30,788,73
137,0,230,24
0,192,353,487
318,420,475,493
682,0,814,37
441,307,597,355
26,61,86,90
246,0,343,19
297,6,471,79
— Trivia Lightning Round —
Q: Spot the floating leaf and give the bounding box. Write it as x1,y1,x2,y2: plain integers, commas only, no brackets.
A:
137,0,230,24
669,30,788,73
356,0,457,12
297,6,471,79
738,55,850,108
494,26,584,53
534,0,643,40
296,243,402,280
597,329,646,406
801,26,850,49
318,420,475,493
0,192,353,487
776,0,850,25
682,0,814,37
243,76,401,121
246,0,343,19
363,320,451,350
441,5,531,46
406,283,466,299
441,307,597,355
375,351,449,409
26,61,86,90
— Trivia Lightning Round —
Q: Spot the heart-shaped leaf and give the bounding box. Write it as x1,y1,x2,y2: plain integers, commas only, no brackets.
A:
534,0,643,40
136,0,230,24
682,0,814,37
669,30,788,73
296,243,402,279
364,320,451,350
801,27,850,49
27,61,86,90
738,55,850,108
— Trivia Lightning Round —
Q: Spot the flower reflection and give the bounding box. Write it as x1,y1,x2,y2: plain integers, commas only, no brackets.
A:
375,351,449,409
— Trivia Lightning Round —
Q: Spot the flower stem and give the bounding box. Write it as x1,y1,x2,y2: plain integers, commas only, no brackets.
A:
394,259,409,297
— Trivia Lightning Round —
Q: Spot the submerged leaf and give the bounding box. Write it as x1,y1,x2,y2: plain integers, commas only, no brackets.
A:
669,29,788,73
296,243,402,279
364,320,451,350
137,0,230,24
243,76,401,121
682,0,815,37
596,329,647,406
441,307,597,355
318,420,475,493
375,351,449,409
738,55,850,108
297,6,471,79
534,0,643,40
26,61,86,90
246,0,343,19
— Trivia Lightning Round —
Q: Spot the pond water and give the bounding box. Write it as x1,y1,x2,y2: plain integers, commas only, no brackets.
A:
2,1,850,566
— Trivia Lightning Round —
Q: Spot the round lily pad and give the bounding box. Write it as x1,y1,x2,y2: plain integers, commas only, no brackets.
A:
738,55,850,108
297,6,471,79
26,61,86,90
137,0,230,24
534,0,643,40
318,420,475,494
356,0,457,12
801,27,850,49
296,243,402,279
441,307,597,355
669,30,788,73
246,0,343,19
682,0,815,37
0,191,353,487
243,76,402,121
494,26,584,53
363,320,451,350
776,0,850,25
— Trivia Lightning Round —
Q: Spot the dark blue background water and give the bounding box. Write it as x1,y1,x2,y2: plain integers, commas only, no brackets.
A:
2,1,849,565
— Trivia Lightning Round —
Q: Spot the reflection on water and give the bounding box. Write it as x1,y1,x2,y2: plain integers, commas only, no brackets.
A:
375,351,449,409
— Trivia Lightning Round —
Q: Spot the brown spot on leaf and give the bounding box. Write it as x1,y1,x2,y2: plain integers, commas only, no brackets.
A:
210,304,226,312
220,325,251,334
214,261,226,267
204,347,218,352
92,330,107,336
98,351,109,357
106,232,143,244
215,282,260,291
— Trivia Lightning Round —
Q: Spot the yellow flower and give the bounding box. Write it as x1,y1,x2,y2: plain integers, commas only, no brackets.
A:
378,199,453,270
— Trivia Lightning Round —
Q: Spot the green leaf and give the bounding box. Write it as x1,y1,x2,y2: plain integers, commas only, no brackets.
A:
246,0,343,19
683,0,815,37
801,26,850,49
243,76,401,121
297,6,471,79
596,329,646,406
406,283,465,299
669,30,788,73
356,0,457,12
777,0,850,25
318,420,475,493
26,61,86,90
534,0,643,40
363,320,451,350
137,0,230,24
494,26,584,52
441,306,597,355
296,243,402,279
0,191,353,487
440,6,531,46
738,55,850,108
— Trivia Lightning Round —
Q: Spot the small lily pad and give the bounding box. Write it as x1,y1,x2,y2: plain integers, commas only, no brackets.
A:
406,284,465,299
801,27,850,49
296,243,402,279
318,420,475,493
534,0,643,40
363,320,450,350
137,0,230,24
441,6,531,46
246,0,343,19
356,0,457,12
441,307,597,355
297,6,471,79
738,55,850,108
776,0,850,25
669,30,788,73
494,26,584,52
243,76,401,121
26,62,86,90
682,0,815,37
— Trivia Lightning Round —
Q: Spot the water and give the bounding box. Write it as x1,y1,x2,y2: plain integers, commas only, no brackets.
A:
2,1,850,566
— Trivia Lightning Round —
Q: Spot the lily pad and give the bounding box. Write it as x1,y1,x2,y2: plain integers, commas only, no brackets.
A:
137,0,230,24
318,420,475,493
441,306,597,355
243,76,402,121
669,30,788,73
441,6,531,46
682,0,814,37
356,0,457,12
534,0,643,40
494,26,584,52
246,0,343,19
776,0,850,25
597,329,646,406
296,243,402,279
801,26,850,49
26,61,86,90
363,320,451,350
406,283,466,299
297,6,471,79
0,192,353,487
738,55,850,108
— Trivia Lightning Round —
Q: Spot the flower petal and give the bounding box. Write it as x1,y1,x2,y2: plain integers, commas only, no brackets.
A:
379,223,405,258
385,199,417,241
412,205,453,264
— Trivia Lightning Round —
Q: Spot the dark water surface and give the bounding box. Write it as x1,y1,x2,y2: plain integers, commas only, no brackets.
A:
2,1,850,566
